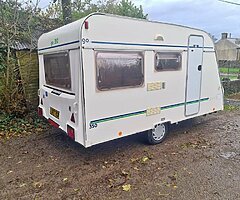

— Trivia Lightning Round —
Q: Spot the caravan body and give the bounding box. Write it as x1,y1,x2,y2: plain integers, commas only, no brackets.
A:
38,13,223,147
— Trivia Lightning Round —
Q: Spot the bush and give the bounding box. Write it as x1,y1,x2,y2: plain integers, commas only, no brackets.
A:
0,54,28,117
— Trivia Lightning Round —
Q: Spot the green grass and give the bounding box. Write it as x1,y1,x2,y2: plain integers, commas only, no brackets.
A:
219,67,240,74
224,104,239,111
221,75,238,81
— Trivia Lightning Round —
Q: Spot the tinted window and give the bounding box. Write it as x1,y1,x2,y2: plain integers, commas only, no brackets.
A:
44,52,71,90
155,52,181,71
96,52,144,91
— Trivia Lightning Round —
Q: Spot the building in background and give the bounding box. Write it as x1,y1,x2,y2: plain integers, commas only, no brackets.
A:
215,33,240,62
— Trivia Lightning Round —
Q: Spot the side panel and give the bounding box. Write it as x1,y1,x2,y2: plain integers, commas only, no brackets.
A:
79,15,223,147
185,35,204,116
82,48,188,147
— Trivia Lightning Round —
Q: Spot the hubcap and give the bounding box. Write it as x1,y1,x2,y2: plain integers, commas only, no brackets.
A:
152,124,166,141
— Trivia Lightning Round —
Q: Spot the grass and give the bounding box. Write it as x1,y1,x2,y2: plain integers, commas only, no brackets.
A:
219,67,240,74
221,75,238,81
224,104,239,111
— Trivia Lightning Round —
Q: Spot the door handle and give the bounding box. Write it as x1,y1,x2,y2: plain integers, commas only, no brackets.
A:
198,65,202,71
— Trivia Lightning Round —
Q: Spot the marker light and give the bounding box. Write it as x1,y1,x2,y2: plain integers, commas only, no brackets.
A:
84,21,89,29
67,125,75,140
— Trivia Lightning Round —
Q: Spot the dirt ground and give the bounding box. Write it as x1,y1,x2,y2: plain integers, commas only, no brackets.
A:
0,110,240,200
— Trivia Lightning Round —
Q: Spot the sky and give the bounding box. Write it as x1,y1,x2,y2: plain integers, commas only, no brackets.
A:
38,0,240,39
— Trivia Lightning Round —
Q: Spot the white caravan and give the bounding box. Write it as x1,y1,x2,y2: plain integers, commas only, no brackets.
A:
38,13,223,147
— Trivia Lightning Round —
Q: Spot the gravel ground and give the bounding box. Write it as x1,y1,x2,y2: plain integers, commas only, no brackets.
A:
0,110,240,200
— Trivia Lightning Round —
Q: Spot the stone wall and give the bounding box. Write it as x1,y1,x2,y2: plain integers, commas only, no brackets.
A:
222,80,240,95
218,60,240,68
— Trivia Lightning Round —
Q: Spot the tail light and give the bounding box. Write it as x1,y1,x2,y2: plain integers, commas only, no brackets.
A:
70,113,75,123
38,107,43,116
48,119,59,128
67,125,75,140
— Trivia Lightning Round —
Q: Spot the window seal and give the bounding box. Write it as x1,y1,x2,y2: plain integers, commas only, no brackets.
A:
154,51,182,72
95,51,145,91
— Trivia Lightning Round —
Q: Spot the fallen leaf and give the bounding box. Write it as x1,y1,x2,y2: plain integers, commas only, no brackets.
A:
133,167,139,171
165,183,171,187
121,170,129,176
122,184,131,191
141,156,149,163
19,183,27,188
57,189,63,194
130,158,139,162
33,182,43,188
159,192,169,196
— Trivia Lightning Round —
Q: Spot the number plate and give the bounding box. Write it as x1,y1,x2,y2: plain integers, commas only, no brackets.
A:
50,107,60,119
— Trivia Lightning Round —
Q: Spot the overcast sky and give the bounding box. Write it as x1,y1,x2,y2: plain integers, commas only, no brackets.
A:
38,0,240,39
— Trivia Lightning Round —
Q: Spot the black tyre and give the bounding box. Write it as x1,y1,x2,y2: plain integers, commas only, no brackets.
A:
147,123,169,145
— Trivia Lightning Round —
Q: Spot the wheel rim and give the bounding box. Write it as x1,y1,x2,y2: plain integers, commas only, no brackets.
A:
152,124,166,141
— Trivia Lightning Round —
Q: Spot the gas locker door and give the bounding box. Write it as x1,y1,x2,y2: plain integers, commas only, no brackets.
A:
185,35,204,116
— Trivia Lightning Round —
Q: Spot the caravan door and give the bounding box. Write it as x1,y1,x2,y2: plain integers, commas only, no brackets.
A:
185,35,204,116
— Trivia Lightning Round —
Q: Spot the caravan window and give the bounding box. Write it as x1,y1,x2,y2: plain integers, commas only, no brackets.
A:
44,52,71,90
155,52,181,71
96,51,144,91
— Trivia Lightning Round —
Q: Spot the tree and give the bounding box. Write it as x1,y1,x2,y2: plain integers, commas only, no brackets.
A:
50,0,148,22
62,0,72,24
0,0,56,114
115,0,147,19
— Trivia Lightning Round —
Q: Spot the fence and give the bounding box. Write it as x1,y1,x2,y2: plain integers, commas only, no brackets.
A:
222,79,240,95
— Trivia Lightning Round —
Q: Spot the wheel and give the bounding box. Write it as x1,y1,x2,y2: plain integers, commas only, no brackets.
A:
147,123,169,145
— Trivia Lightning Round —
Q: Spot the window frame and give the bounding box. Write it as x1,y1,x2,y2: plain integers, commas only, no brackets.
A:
154,51,182,72
95,50,145,91
43,51,72,91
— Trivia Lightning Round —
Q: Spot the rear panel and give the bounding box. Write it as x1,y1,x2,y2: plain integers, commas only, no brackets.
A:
38,49,85,145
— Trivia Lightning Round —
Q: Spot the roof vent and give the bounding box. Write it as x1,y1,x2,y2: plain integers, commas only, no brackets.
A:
154,34,164,41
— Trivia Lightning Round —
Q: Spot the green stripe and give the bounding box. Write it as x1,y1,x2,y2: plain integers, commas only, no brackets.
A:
161,97,209,110
90,97,209,125
92,110,146,124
